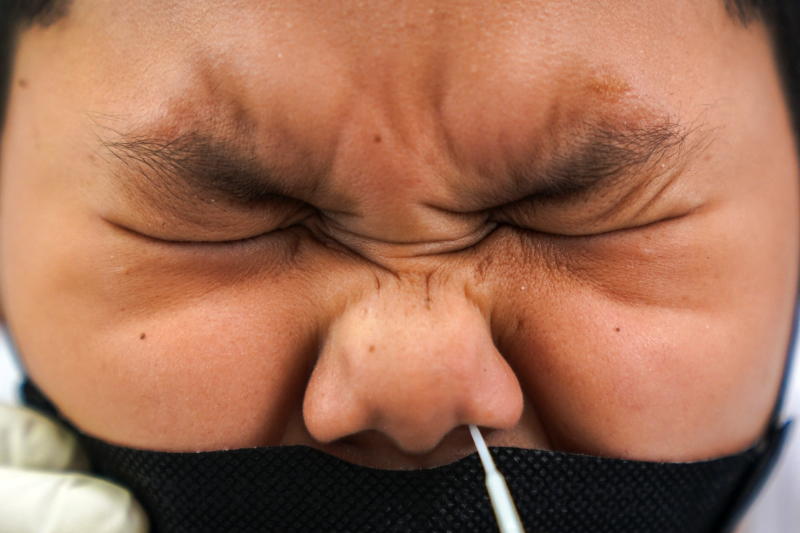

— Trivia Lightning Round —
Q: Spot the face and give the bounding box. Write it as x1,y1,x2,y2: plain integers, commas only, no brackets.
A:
0,0,797,469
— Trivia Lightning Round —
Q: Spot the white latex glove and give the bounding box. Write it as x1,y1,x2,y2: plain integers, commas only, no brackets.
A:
0,404,149,533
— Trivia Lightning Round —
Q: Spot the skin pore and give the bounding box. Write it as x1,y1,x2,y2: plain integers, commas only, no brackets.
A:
0,0,797,470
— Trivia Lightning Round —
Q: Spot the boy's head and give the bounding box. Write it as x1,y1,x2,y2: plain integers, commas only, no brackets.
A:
0,0,798,478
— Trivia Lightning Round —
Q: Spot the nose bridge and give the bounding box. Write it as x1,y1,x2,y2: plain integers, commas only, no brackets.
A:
317,85,494,248
303,274,523,453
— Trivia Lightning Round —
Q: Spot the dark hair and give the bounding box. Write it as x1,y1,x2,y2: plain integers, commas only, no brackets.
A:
3,0,71,26
752,1,800,148
1,1,800,142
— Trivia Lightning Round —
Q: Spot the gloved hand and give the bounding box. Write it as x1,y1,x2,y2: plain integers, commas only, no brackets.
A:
0,403,149,533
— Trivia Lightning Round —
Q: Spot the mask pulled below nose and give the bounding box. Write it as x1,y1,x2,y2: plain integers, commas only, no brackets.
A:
22,380,788,533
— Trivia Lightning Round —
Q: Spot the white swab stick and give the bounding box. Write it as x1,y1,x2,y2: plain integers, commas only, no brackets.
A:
469,424,526,533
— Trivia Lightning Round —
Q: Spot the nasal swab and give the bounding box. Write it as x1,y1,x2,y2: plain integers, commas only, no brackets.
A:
468,424,526,533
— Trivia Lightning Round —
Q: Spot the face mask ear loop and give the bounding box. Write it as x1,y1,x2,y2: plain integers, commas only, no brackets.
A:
468,424,526,533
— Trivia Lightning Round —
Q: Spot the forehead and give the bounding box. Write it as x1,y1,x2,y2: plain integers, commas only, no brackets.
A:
16,0,760,211
39,1,738,172
55,0,738,126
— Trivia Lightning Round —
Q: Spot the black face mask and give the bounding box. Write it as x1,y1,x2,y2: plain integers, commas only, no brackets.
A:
21,374,792,533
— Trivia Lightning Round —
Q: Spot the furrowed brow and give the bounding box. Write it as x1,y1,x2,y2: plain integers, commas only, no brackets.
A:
99,130,303,207
510,117,703,201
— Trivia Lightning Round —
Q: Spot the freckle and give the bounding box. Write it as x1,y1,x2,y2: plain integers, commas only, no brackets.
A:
17,78,28,88
373,134,382,143
139,333,146,340
614,327,620,332
369,344,375,353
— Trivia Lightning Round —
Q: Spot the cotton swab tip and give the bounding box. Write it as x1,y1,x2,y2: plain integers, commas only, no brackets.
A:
468,424,526,533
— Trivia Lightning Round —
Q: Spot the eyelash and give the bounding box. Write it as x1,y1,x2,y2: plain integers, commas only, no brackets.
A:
503,208,694,242
156,230,286,251
104,216,278,252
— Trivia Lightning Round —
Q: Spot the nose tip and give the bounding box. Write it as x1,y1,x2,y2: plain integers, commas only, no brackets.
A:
302,294,524,455
303,350,523,454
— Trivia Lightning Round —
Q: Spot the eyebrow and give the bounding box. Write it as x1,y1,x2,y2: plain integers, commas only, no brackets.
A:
98,115,703,212
505,116,701,203
99,130,312,208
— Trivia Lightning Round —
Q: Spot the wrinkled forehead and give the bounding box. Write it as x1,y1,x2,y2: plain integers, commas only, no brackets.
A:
30,1,746,166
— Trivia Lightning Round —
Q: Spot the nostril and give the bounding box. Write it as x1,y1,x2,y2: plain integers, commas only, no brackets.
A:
304,366,524,453
296,425,490,470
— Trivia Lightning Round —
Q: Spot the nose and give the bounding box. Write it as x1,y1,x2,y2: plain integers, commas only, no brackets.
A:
302,278,523,454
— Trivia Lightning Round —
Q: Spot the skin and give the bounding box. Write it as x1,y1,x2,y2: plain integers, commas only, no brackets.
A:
0,0,797,470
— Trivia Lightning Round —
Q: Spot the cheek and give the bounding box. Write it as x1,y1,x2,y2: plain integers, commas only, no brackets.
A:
500,299,780,460
1,183,326,450
489,195,797,460
11,255,322,450
86,307,317,451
